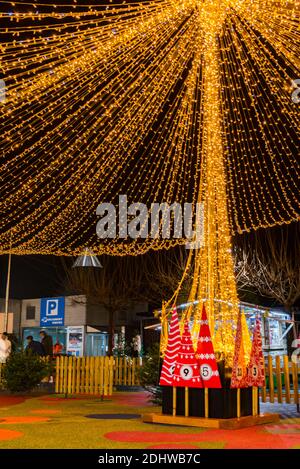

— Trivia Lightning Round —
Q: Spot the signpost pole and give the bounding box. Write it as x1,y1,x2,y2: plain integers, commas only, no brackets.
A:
4,238,12,333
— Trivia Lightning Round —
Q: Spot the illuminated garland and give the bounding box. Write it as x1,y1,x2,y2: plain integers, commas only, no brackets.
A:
0,0,299,257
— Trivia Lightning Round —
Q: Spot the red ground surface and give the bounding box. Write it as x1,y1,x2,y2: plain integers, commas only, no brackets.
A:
105,425,300,449
39,395,111,402
147,443,200,449
0,396,26,407
30,409,61,414
0,392,299,449
0,429,24,440
0,416,50,424
113,392,151,407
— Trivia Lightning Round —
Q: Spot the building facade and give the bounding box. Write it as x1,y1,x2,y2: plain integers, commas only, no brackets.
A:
0,295,148,356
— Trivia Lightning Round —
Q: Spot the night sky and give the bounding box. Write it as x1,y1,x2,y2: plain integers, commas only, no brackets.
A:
0,254,66,299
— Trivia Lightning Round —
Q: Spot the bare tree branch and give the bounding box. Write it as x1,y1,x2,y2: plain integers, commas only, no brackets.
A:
234,223,300,309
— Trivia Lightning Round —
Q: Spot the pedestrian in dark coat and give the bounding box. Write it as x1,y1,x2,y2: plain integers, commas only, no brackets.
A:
25,336,44,356
39,331,53,357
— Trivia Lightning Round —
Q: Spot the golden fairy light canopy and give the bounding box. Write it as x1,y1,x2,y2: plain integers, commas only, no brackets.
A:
0,0,299,255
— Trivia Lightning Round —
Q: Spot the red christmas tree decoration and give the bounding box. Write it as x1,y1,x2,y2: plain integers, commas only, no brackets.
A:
247,317,265,387
231,310,248,388
195,305,222,388
172,320,203,388
159,307,181,386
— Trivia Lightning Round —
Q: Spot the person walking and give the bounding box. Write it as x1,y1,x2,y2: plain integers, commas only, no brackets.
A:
39,330,53,357
0,332,12,363
39,330,54,383
25,335,44,356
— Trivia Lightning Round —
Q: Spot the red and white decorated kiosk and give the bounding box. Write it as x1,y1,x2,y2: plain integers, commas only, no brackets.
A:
144,305,279,429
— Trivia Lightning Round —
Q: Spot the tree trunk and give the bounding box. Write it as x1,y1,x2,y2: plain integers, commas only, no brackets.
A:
108,309,115,356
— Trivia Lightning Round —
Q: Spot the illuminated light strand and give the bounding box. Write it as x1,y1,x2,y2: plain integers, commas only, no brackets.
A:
0,12,195,190
0,0,299,258
219,24,296,232
1,12,199,247
222,20,299,228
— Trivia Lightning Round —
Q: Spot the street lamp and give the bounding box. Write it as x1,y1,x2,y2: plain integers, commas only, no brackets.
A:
72,248,102,268
3,231,12,333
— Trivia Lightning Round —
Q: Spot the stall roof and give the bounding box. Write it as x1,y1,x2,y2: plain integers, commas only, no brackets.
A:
146,300,296,331
154,299,290,316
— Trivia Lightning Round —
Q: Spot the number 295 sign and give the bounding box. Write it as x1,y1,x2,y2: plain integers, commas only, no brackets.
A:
200,364,212,381
179,365,193,380
179,363,213,381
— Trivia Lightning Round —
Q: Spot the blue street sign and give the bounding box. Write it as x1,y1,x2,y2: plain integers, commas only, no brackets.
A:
40,297,65,327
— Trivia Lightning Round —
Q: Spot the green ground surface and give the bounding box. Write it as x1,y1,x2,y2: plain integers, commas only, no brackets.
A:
0,392,299,449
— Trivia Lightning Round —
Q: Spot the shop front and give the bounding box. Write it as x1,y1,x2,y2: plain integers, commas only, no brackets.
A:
149,301,293,356
22,326,109,357
22,326,67,355
244,307,291,356
86,332,108,356
20,295,111,356
18,295,147,356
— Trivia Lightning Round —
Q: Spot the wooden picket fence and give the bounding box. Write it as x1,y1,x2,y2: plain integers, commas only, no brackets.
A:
55,356,114,396
3,353,298,406
260,355,299,407
113,356,142,386
54,356,141,396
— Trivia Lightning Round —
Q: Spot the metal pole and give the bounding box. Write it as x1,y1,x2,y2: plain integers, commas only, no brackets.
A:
4,251,12,333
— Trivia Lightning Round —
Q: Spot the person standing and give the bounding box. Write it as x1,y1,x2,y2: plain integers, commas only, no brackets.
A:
39,330,53,357
131,334,141,358
0,332,11,363
53,339,63,356
40,331,54,383
25,335,44,356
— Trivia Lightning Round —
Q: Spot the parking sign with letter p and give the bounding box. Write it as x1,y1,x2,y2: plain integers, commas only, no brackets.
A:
46,299,59,316
40,297,65,326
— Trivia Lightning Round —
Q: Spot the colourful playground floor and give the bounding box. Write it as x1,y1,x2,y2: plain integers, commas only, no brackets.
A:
0,392,300,449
